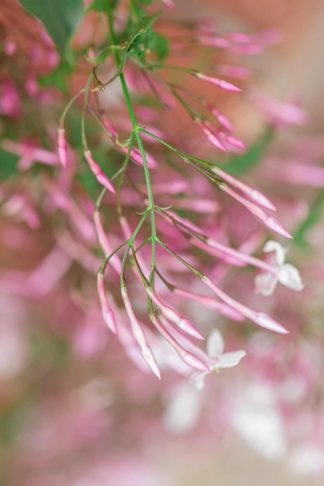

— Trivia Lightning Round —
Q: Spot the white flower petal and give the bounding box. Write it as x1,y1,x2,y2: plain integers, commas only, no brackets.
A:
191,371,208,390
207,329,224,357
255,271,278,296
264,240,286,266
163,383,202,433
213,350,246,369
278,263,304,291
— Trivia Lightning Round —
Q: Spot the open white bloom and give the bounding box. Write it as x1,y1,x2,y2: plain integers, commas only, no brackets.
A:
192,329,246,390
255,240,303,296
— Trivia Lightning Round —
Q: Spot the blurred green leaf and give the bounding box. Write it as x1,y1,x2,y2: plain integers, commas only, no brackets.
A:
224,128,274,176
19,0,84,55
293,190,324,248
148,32,169,60
0,149,19,181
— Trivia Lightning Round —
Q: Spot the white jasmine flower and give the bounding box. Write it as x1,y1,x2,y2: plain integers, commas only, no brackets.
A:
192,329,246,390
255,240,303,296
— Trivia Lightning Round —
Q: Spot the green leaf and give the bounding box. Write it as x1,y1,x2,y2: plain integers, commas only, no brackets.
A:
224,128,274,176
293,190,324,248
0,149,19,181
19,0,84,55
148,32,169,60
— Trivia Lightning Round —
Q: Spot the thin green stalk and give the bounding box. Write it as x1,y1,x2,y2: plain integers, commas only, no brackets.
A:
106,3,157,286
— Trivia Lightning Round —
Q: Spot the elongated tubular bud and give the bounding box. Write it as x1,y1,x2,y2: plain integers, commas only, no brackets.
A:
221,185,292,238
121,286,161,379
161,209,274,272
191,237,273,272
173,287,244,321
194,72,241,92
196,119,227,151
151,315,208,371
208,106,234,131
93,211,121,274
146,288,204,340
58,128,68,168
84,150,115,194
127,146,157,169
97,273,117,334
213,167,276,211
202,276,288,334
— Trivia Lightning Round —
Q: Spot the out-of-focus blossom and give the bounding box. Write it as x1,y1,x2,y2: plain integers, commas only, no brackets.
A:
255,240,304,296
192,329,246,389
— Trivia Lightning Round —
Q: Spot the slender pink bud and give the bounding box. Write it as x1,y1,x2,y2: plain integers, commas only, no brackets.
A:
97,273,117,334
58,128,68,168
93,212,121,273
127,146,157,169
208,106,234,131
222,185,292,238
101,115,118,137
151,315,208,371
147,288,204,340
161,0,175,8
196,119,227,151
121,286,161,379
222,186,292,238
213,167,276,211
218,132,246,152
84,150,115,194
202,277,288,334
173,288,245,321
194,72,241,92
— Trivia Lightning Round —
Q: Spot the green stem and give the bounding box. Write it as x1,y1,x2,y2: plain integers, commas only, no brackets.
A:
106,3,157,286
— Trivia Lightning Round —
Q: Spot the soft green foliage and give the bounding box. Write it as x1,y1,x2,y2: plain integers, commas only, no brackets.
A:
224,128,273,176
0,149,19,181
19,0,84,55
294,190,324,248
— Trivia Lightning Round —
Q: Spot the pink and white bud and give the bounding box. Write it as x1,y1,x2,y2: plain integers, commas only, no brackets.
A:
213,167,276,211
93,212,121,273
194,72,241,92
147,288,204,340
128,146,157,169
101,115,118,137
151,315,208,371
202,277,288,334
84,150,115,194
196,119,227,151
58,128,68,168
221,185,292,238
218,132,246,153
121,286,161,379
97,273,117,334
161,0,175,8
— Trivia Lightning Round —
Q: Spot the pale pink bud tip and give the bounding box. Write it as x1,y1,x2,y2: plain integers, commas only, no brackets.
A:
195,73,241,92
184,353,209,371
255,313,289,334
97,274,117,334
265,216,292,239
250,189,276,212
84,150,116,195
58,128,68,168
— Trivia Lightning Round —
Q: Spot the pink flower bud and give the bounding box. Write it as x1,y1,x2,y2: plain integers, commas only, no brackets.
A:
84,150,115,194
221,185,292,238
97,273,117,334
196,119,227,151
213,167,276,211
147,289,204,340
121,286,161,379
58,128,68,168
195,73,241,92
